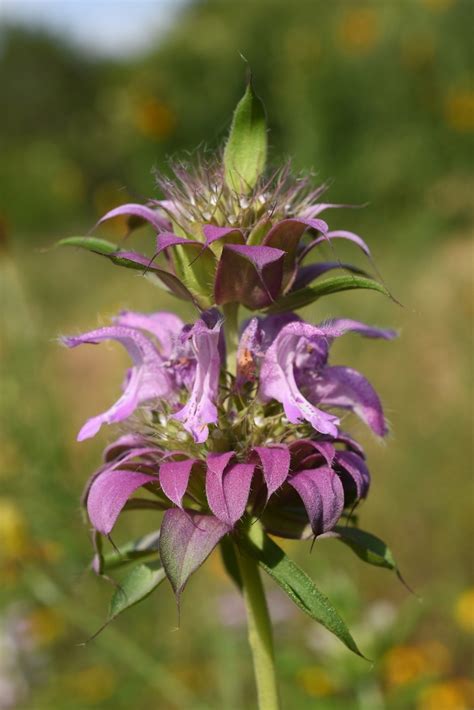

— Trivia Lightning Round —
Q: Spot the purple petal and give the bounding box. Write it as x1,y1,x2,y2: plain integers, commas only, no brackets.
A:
299,229,371,262
63,325,171,441
114,311,184,357
173,315,222,443
97,203,170,232
317,318,397,341
160,509,230,599
300,203,362,219
103,434,150,462
206,452,255,526
236,317,261,387
253,445,291,499
314,365,388,436
289,439,336,468
214,244,285,309
335,450,370,500
263,217,329,288
202,224,245,247
159,459,196,508
288,467,345,535
87,469,158,535
155,231,201,256
259,321,340,436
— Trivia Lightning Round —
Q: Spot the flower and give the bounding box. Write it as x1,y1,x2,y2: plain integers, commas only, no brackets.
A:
241,314,396,437
62,309,223,443
85,427,370,542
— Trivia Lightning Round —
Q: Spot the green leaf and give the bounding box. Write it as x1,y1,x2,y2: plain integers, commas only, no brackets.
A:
108,560,166,622
330,526,397,570
239,528,365,658
94,530,161,573
224,81,267,193
327,527,415,595
56,236,199,305
57,235,119,255
266,275,390,313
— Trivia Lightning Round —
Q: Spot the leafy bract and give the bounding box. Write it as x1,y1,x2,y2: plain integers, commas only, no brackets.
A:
266,274,390,313
224,81,267,193
239,528,364,657
108,560,166,622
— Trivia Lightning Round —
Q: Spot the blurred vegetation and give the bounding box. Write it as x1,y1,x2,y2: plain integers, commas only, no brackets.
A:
0,0,472,708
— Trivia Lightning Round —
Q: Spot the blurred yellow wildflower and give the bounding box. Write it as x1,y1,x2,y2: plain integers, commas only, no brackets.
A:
134,97,176,140
417,678,474,710
454,588,474,632
63,666,117,704
337,8,379,55
0,498,30,559
444,91,474,132
296,666,336,698
27,607,66,647
384,640,451,690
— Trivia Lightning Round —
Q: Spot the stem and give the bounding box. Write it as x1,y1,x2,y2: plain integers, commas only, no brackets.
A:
235,530,280,710
222,302,239,375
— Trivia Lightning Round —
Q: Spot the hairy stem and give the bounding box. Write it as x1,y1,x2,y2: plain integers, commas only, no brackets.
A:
235,525,280,710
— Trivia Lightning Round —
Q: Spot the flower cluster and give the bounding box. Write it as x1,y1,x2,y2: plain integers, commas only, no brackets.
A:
60,83,401,661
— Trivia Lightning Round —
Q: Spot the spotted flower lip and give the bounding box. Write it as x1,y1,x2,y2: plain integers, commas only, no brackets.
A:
85,431,370,540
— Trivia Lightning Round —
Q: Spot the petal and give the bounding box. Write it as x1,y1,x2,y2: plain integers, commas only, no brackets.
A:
63,325,171,440
263,217,329,288
159,509,230,600
259,321,340,436
317,318,397,341
214,244,285,309
202,224,245,248
205,452,255,526
97,203,170,232
335,450,370,500
314,365,388,436
87,469,158,535
288,467,345,535
236,317,261,387
159,459,196,508
253,445,291,499
299,229,371,262
114,311,184,357
173,316,222,443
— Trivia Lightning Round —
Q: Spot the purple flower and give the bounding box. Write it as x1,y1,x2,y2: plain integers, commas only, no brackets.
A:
240,315,396,437
81,157,378,312
84,430,370,540
62,309,223,443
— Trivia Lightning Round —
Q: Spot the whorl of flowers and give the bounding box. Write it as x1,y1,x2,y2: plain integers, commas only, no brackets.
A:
59,82,403,662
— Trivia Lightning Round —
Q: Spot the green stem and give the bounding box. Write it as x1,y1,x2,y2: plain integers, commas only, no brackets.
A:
235,530,280,710
222,302,239,375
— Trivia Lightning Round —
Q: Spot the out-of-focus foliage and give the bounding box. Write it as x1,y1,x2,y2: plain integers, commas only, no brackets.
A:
0,0,472,708
0,0,472,242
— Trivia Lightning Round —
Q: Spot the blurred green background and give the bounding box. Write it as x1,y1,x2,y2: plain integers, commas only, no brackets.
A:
1,0,472,708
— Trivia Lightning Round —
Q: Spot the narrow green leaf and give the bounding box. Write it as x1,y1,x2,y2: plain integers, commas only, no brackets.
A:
239,529,365,658
266,275,390,314
330,526,396,570
108,560,166,621
57,235,119,255
57,236,199,305
224,81,267,193
94,530,161,573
